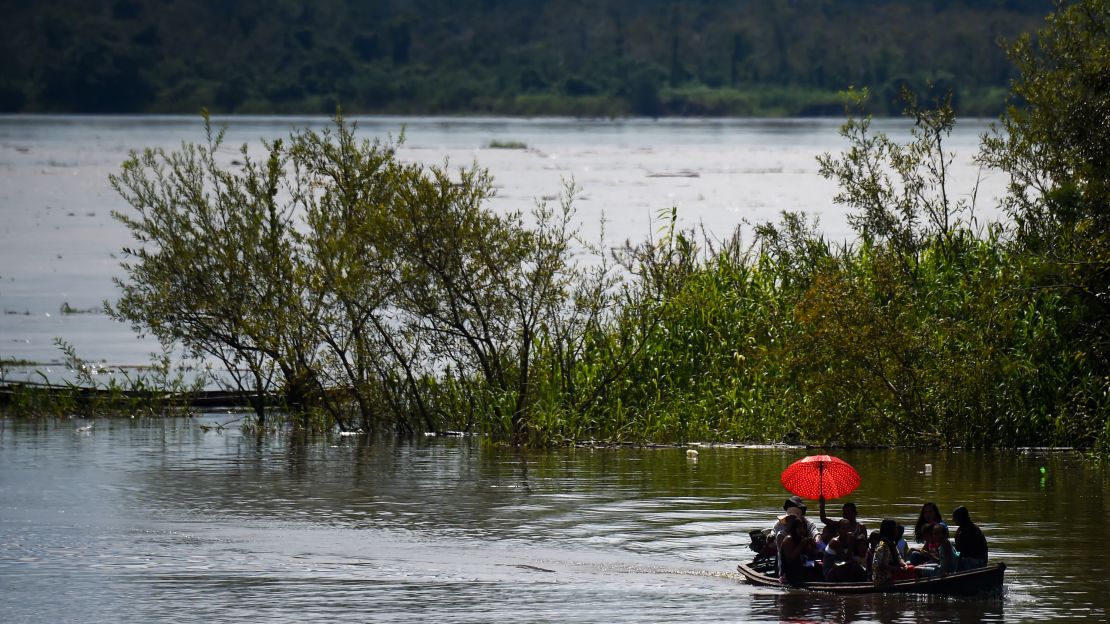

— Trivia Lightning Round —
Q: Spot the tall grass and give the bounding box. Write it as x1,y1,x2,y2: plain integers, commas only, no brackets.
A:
515,212,1109,450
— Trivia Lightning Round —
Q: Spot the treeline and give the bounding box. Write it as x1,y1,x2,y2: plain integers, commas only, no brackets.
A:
1,0,1049,116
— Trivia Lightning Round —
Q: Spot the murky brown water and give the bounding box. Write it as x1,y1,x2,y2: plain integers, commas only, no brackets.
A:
1,416,1106,622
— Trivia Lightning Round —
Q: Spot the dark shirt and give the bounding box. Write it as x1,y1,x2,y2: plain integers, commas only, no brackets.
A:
955,523,988,561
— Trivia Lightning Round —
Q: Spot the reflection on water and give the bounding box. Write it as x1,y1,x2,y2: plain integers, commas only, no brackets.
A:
751,591,1006,623
1,416,1107,623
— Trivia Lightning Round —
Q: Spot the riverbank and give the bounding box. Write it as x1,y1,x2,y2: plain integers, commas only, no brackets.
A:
201,85,1011,119
2,1,1041,119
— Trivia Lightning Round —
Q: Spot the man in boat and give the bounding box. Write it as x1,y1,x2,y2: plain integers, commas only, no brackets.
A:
818,496,868,541
952,506,989,570
773,495,820,540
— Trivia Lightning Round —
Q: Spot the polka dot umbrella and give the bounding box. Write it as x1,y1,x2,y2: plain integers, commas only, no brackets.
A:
780,455,860,500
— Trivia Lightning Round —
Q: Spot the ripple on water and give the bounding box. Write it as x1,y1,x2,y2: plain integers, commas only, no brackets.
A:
1,418,1108,622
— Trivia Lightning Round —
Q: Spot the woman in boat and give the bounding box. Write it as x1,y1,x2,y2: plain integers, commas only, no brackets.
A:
914,523,957,577
779,514,816,586
872,519,913,585
910,502,944,564
952,505,989,570
913,502,943,542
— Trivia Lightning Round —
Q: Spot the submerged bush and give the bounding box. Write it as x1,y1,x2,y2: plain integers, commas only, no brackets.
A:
109,113,588,441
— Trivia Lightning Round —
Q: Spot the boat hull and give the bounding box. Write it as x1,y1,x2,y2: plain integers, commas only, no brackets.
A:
737,560,1006,596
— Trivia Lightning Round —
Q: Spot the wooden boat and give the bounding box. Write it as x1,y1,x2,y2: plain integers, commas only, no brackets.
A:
737,557,1006,596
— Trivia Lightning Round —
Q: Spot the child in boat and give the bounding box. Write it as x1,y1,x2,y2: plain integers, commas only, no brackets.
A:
910,522,942,565
914,523,957,577
864,530,881,579
825,519,867,582
816,523,836,550
896,524,909,560
872,519,914,584
952,505,989,570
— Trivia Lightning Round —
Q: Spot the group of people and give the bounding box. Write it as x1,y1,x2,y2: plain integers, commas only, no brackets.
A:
769,495,989,586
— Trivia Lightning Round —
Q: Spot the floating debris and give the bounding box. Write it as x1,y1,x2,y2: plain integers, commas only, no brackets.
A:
486,140,528,150
646,170,700,178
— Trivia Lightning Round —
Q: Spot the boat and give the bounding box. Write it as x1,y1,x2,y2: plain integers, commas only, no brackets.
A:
737,556,1006,596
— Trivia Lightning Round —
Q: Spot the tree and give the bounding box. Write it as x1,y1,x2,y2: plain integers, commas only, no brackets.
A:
109,114,312,423
817,87,973,280
980,0,1110,448
110,113,583,439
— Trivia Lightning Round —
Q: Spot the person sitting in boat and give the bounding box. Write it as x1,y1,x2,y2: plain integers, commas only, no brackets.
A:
773,496,819,540
914,523,958,577
824,519,867,582
895,524,909,560
771,505,802,571
952,505,989,570
872,519,914,584
819,497,868,541
815,522,837,562
913,502,943,540
910,502,945,564
910,522,942,565
778,514,817,586
864,530,881,579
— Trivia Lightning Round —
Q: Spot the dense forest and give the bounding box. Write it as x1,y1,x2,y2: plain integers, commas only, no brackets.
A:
1,0,1050,116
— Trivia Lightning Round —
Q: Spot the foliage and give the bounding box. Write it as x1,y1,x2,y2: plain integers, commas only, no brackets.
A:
11,1,1108,452
980,0,1110,450
109,115,303,423
109,113,583,440
0,0,1048,116
0,340,208,418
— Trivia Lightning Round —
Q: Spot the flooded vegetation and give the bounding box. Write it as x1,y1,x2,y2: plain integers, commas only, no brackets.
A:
5,2,1110,453
1,2,1109,622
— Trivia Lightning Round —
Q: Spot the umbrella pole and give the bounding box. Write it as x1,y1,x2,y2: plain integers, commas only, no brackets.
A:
819,462,824,500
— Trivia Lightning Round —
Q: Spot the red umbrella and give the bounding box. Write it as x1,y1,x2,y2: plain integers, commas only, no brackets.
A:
780,455,860,500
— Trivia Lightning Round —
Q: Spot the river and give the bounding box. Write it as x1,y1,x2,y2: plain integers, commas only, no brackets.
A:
1,115,1005,374
1,416,1106,622
3,117,1081,622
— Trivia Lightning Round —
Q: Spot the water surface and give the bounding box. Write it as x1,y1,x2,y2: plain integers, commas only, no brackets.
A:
0,115,1006,372
1,416,1105,622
